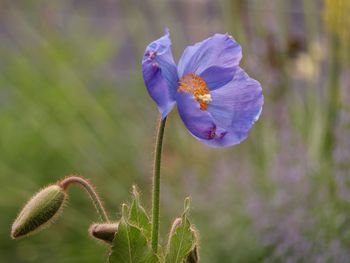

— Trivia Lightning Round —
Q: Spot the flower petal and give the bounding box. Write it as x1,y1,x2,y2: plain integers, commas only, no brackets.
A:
142,30,179,118
176,92,218,140
200,66,239,91
177,33,242,89
199,68,263,147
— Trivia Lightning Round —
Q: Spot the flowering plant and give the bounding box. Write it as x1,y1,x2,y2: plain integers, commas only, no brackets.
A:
11,30,263,262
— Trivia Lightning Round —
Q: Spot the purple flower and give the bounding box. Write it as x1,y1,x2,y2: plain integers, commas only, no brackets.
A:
142,29,263,147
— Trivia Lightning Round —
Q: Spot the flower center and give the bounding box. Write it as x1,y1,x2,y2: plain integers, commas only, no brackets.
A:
178,73,212,110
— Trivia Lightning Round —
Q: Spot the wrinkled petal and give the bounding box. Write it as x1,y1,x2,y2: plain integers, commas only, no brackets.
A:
176,92,218,140
199,68,263,147
200,66,238,90
178,33,242,89
142,30,179,118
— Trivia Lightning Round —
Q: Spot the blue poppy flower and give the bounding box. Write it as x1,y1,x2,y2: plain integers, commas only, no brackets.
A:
142,29,263,148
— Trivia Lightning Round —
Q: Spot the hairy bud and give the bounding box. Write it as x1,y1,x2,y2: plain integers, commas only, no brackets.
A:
11,184,66,239
186,246,199,263
89,223,118,243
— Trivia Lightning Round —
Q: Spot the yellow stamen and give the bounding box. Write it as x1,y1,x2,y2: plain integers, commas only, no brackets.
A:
198,94,212,103
177,73,211,110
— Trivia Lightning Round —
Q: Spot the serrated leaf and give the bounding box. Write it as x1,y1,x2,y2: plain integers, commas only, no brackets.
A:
108,216,159,263
165,217,195,263
165,198,197,263
129,186,152,240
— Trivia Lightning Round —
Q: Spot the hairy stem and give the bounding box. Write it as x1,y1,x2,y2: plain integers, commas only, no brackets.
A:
59,176,110,222
151,116,167,253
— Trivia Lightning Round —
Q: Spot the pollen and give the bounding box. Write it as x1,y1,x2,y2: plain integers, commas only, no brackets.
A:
178,73,212,110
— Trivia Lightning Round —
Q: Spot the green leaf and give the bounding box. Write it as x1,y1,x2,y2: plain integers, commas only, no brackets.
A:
165,198,198,263
129,185,152,240
108,204,158,263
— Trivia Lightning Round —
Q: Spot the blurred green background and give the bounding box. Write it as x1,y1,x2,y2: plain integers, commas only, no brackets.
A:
1,0,349,262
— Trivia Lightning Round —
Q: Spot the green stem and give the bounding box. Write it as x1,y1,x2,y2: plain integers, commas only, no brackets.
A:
151,116,167,253
59,176,110,222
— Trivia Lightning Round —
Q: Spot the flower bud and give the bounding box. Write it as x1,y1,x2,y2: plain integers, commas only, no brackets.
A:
186,227,200,263
11,184,66,239
186,246,199,263
89,223,118,243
